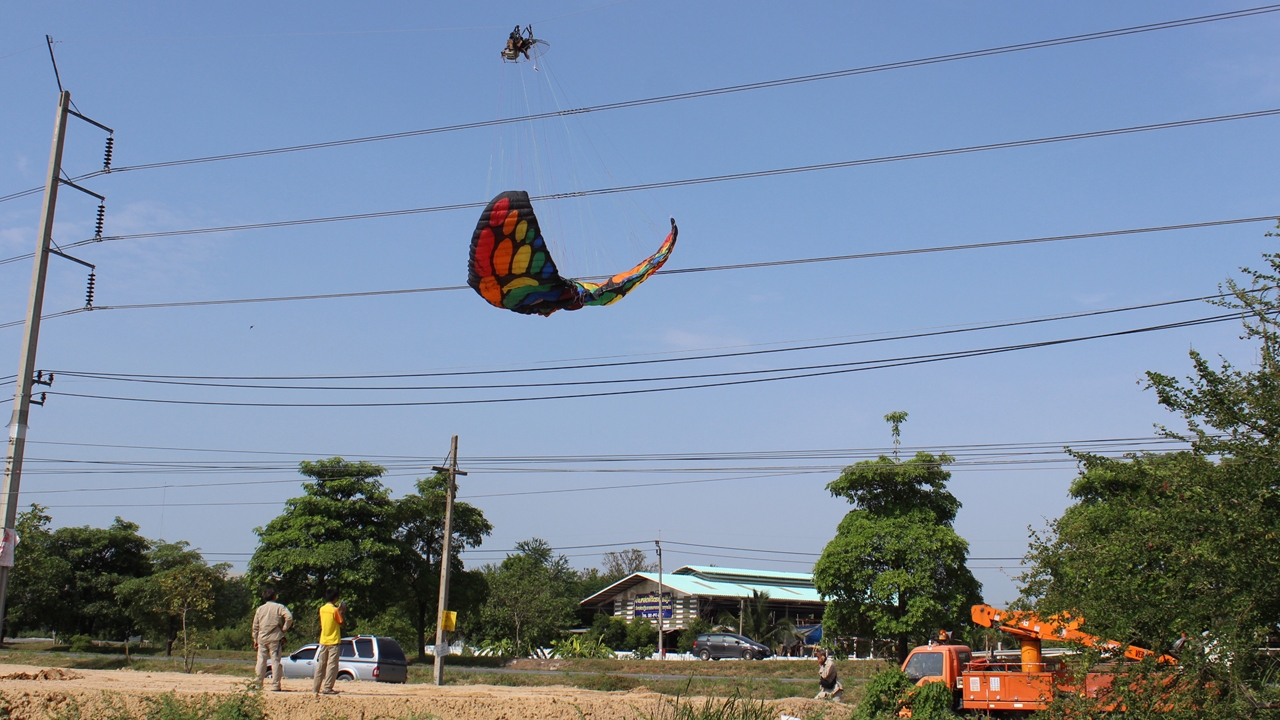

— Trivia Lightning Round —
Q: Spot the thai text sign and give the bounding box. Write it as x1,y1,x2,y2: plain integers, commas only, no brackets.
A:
634,592,672,619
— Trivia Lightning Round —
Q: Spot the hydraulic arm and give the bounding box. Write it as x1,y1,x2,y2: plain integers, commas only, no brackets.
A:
971,604,1177,670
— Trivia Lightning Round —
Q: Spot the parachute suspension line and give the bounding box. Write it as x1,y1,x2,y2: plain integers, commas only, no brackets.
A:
535,55,598,274
538,54,661,264
516,63,557,262
485,65,509,200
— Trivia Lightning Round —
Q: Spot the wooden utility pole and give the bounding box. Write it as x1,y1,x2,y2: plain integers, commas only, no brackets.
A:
0,91,71,642
431,436,465,686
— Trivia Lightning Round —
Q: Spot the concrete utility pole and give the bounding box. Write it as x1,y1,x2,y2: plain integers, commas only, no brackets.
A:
655,539,664,659
0,91,71,642
431,435,466,686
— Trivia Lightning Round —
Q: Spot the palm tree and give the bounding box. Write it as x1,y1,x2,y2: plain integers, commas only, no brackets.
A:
716,591,798,650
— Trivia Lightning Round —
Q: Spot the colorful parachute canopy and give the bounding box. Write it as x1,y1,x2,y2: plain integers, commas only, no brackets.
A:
468,191,678,316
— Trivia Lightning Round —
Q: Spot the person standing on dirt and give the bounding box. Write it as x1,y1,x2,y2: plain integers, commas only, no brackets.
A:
314,588,346,696
252,587,294,692
815,648,843,701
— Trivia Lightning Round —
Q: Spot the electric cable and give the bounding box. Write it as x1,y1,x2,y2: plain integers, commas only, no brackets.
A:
22,433,1198,458
1,217,1268,346
3,2,1275,205
47,290,1253,388
39,311,1248,407
8,108,1272,255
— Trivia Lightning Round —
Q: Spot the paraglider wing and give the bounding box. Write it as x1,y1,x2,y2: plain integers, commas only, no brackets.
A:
467,191,678,316
571,219,678,308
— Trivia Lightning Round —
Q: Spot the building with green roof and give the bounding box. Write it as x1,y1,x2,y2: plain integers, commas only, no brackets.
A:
580,564,826,635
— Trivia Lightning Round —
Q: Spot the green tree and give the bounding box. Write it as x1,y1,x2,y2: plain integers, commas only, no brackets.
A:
1019,250,1280,718
1145,250,1280,463
718,590,796,650
814,413,982,662
477,538,577,654
589,613,630,649
247,458,402,624
600,549,654,580
116,541,232,657
158,562,224,672
393,472,492,660
8,514,152,639
5,505,71,637
1020,452,1280,650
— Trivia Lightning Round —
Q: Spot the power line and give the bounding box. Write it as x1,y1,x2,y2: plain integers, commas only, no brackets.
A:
662,541,821,557
38,311,1246,408
16,108,1275,254
46,290,1249,387
9,451,1180,480
21,433,1195,459
3,2,1274,205
3,216,1268,332
28,461,1095,506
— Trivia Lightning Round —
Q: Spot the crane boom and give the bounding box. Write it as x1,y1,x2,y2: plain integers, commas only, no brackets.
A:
971,604,1177,664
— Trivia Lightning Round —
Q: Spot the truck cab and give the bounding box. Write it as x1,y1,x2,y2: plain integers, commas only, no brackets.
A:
901,643,972,691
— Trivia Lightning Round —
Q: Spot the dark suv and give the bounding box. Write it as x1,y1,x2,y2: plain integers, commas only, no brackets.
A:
692,633,773,660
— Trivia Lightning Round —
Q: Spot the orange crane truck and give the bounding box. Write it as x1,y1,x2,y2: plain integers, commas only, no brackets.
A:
899,604,1177,715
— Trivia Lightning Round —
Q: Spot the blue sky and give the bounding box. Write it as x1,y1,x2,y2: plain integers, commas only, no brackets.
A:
2,1,1278,607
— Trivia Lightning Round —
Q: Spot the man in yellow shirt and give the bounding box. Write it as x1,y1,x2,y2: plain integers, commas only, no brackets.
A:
314,588,346,695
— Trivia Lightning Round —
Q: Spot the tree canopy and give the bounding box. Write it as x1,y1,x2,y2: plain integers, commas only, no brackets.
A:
7,507,152,639
116,541,230,656
394,472,492,660
477,538,579,654
1024,251,1280,652
1021,451,1279,651
247,458,403,621
814,413,981,662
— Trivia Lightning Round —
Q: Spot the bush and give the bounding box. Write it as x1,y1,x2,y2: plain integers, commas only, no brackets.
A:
853,667,913,720
201,621,252,651
626,618,657,651
141,684,265,720
589,613,629,649
67,634,95,653
551,635,614,659
910,680,959,719
640,690,774,720
480,637,515,657
634,643,656,659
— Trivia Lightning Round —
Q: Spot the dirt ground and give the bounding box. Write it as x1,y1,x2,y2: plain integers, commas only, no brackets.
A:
0,662,838,719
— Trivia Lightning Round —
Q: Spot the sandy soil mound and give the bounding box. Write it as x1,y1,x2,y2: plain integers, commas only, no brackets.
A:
0,663,832,720
0,668,83,681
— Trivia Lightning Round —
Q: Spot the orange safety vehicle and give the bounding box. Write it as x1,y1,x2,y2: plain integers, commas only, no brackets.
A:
899,604,1178,715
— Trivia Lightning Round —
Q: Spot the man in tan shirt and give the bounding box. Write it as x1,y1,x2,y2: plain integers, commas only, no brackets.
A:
252,587,294,691
815,648,843,701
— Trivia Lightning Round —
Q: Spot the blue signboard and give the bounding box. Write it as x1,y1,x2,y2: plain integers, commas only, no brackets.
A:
634,592,673,619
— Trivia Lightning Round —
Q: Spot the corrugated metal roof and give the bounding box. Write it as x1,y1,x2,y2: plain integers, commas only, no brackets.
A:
581,565,824,606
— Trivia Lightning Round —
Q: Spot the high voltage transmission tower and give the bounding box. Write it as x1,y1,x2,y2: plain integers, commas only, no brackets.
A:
0,63,113,639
